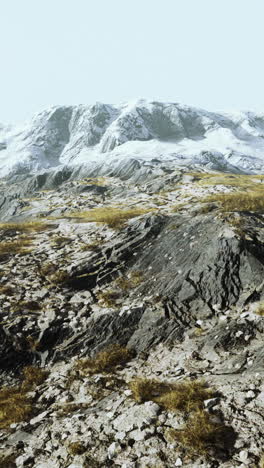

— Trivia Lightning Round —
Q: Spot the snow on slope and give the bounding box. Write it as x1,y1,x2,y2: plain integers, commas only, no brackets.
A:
1,99,264,177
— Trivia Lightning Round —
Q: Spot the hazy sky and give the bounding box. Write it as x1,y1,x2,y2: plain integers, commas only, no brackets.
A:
1,0,264,123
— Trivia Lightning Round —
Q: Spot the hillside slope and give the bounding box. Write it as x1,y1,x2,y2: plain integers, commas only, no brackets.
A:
0,169,263,467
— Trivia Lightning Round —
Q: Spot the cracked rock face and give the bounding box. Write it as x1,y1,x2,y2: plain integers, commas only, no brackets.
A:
0,165,263,468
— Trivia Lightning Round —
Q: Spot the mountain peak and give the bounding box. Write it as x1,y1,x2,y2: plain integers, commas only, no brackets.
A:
1,100,264,177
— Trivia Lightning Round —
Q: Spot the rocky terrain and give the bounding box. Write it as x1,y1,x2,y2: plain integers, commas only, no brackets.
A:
0,103,263,468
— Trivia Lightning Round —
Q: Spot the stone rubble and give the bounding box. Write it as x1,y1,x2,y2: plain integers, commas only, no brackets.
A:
0,170,263,467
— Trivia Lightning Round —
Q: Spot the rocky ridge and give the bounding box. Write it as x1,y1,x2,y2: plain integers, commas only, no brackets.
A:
0,167,263,467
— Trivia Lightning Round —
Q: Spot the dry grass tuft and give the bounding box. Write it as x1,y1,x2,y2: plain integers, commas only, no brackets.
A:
190,172,264,213
48,270,70,285
58,402,91,415
115,271,143,290
26,336,41,352
0,386,33,430
156,381,213,412
130,378,172,403
39,262,70,285
188,172,264,189
130,377,235,458
255,302,264,316
51,236,72,247
67,206,153,228
258,454,264,468
0,221,50,233
171,203,186,213
39,262,57,276
77,176,106,187
171,409,231,457
218,214,248,238
0,453,16,468
205,191,264,213
129,378,213,411
97,272,144,308
97,289,121,308
0,285,14,296
13,300,41,313
21,366,49,390
197,203,218,214
80,240,102,252
0,239,33,256
0,366,48,429
75,344,134,375
67,441,87,455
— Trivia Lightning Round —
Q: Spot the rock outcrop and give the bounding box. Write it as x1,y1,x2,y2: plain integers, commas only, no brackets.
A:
0,160,263,467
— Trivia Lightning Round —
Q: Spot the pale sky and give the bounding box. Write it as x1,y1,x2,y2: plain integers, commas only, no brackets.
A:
1,0,264,123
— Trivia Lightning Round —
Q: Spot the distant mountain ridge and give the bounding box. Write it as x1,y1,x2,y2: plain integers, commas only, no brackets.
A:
1,99,264,177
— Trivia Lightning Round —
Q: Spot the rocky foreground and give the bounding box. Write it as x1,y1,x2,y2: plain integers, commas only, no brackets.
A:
0,169,263,468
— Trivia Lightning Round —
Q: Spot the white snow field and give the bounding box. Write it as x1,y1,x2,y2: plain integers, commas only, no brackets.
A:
1,99,264,177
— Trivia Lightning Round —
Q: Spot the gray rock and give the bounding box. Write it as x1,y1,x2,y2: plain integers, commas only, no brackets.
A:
112,402,160,432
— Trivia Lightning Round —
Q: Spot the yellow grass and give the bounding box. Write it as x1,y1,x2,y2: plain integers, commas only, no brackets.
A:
50,236,72,247
0,452,16,467
171,409,229,457
39,262,57,276
13,300,41,313
0,366,48,429
77,176,106,187
0,386,33,429
48,270,70,285
0,221,51,233
80,240,102,251
129,378,213,412
130,375,234,458
188,172,264,189
205,190,264,212
21,366,49,391
67,442,86,455
115,271,143,290
97,290,120,307
67,206,153,228
0,285,14,296
189,172,264,212
171,203,187,213
75,344,134,375
255,302,264,316
0,239,33,256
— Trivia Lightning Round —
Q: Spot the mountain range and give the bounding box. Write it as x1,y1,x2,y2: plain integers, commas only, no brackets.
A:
2,99,264,178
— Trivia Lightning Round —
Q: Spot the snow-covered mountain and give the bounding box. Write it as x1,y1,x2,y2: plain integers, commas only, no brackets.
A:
1,99,264,177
